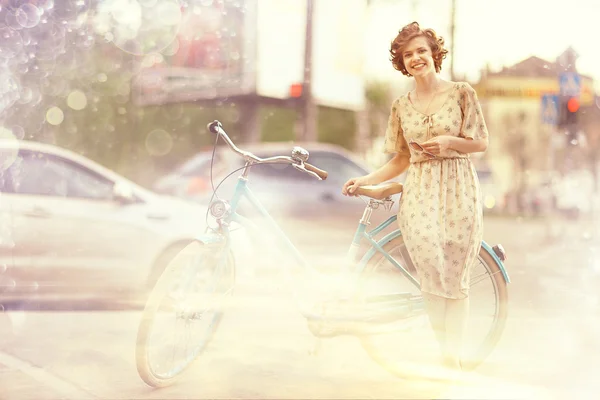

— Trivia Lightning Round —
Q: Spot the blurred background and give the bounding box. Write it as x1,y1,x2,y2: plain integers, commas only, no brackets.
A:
1,0,598,217
0,0,599,399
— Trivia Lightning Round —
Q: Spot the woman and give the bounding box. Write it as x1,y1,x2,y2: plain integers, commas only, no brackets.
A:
342,21,489,370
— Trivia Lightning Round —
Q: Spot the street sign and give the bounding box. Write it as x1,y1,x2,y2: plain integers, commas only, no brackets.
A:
559,72,581,97
541,94,559,125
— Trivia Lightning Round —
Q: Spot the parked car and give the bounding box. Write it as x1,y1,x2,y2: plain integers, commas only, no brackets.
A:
476,167,505,214
153,142,384,218
555,170,595,218
0,139,210,305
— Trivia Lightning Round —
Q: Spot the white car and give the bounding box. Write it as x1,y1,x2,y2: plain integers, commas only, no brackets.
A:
0,139,211,305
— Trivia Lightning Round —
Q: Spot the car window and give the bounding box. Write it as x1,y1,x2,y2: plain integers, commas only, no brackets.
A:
245,152,311,181
307,152,369,182
177,151,227,177
6,151,115,200
253,163,309,180
234,150,369,183
178,153,213,176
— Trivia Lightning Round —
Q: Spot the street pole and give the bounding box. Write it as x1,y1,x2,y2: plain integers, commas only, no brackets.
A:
299,0,317,142
449,0,456,80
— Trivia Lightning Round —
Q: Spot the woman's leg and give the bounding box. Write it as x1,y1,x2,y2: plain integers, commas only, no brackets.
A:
422,292,447,355
422,292,470,370
444,296,470,369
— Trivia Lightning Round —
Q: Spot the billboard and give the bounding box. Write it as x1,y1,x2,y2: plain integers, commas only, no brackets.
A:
130,0,257,105
311,0,366,111
131,0,366,111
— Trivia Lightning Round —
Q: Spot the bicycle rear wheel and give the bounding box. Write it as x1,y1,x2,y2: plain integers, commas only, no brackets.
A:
358,235,508,377
136,240,235,388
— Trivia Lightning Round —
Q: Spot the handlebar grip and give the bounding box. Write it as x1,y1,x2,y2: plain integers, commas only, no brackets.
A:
304,163,328,180
207,120,222,134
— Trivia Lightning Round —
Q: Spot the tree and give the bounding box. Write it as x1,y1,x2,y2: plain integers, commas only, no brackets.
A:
500,111,529,212
363,80,393,166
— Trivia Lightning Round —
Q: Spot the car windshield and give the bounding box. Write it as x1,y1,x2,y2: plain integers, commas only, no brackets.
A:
227,150,370,182
177,153,216,177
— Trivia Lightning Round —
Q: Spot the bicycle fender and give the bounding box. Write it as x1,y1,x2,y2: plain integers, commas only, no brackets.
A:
480,240,511,283
358,229,510,284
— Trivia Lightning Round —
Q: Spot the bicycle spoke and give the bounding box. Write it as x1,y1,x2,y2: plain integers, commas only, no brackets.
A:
358,235,508,375
136,241,235,386
471,269,501,286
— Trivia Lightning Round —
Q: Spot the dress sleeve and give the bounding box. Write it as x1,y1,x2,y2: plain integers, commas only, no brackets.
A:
459,83,489,140
383,98,410,156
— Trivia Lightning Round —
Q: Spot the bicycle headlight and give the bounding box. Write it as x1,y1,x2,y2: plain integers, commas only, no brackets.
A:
209,199,231,219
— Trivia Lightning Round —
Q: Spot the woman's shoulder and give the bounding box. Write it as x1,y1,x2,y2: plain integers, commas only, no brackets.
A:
395,92,411,102
390,94,409,110
451,81,477,94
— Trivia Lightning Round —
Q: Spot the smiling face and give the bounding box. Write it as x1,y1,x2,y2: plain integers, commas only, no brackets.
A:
401,36,436,77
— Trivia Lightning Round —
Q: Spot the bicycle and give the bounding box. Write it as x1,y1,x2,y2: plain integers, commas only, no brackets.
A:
135,120,510,388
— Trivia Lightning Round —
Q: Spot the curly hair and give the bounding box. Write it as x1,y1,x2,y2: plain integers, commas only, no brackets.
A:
389,22,448,76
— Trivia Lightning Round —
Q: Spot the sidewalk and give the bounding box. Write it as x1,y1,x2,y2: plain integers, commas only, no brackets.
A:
0,362,73,400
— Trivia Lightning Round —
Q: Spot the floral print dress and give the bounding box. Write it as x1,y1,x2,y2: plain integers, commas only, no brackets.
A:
383,82,489,299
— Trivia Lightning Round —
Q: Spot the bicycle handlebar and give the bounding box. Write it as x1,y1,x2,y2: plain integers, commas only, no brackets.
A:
207,120,328,180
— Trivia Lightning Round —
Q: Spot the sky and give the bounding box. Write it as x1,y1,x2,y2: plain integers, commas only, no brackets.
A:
364,0,600,90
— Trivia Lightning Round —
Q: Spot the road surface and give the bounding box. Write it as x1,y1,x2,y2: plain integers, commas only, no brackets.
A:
1,214,599,399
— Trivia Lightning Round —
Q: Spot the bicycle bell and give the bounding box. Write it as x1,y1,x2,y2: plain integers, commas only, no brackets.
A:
291,146,310,162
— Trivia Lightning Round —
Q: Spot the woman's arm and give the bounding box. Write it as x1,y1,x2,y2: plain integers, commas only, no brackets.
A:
365,153,411,184
421,135,488,155
448,136,488,153
342,153,410,195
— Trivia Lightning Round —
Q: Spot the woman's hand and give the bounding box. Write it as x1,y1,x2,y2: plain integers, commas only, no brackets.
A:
342,176,370,196
421,136,454,155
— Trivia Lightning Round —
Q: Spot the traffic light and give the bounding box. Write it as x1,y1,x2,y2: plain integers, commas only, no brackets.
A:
558,96,581,145
289,83,303,98
558,96,580,128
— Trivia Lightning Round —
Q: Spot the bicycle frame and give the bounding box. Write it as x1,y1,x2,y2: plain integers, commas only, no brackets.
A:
213,173,413,279
199,120,510,327
201,170,429,324
203,170,511,323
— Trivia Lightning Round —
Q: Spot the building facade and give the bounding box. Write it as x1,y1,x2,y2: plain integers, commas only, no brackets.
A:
473,51,597,202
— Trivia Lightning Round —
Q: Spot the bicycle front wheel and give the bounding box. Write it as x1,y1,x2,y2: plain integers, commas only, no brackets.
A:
358,235,508,377
136,240,235,388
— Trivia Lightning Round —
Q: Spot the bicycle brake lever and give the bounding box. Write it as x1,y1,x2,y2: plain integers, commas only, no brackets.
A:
292,162,322,180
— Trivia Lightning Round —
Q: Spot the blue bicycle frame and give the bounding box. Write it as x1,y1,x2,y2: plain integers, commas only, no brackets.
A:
197,121,510,324
203,174,510,286
208,175,403,279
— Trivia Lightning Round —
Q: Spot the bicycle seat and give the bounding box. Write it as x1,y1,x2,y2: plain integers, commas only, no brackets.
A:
354,182,403,200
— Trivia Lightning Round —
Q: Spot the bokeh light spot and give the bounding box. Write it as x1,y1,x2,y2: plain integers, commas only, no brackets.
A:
46,106,64,125
96,0,182,56
16,4,41,28
145,129,173,156
67,90,88,110
0,27,24,59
